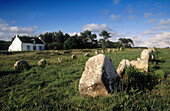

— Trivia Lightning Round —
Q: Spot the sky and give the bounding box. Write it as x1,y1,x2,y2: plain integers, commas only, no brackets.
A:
0,0,170,47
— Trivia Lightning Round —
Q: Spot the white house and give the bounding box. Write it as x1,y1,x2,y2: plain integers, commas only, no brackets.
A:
8,35,45,52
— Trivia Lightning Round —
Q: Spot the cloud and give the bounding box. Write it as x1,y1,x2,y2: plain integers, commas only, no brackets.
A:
0,18,37,41
142,30,154,35
127,15,136,20
147,19,156,24
144,12,152,18
158,18,170,26
82,23,124,38
67,32,80,36
151,26,170,31
131,35,144,46
110,14,121,21
144,32,170,48
113,0,121,5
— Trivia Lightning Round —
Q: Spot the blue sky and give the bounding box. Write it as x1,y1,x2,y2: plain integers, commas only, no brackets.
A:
0,0,170,47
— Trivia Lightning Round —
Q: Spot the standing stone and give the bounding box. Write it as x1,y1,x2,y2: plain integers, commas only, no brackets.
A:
107,49,111,53
151,55,154,60
71,54,76,59
148,48,153,53
113,49,115,52
117,59,131,78
79,54,119,97
130,59,148,72
58,58,62,63
84,53,90,57
141,49,152,61
101,50,105,54
95,50,99,55
38,59,46,67
14,60,30,70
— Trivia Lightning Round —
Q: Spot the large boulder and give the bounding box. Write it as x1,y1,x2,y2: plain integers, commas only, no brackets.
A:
141,49,152,61
14,60,30,70
117,59,131,78
130,59,148,72
79,54,119,97
38,59,46,67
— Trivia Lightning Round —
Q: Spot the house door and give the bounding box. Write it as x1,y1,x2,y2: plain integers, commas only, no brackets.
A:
39,46,42,50
27,45,30,51
33,46,36,50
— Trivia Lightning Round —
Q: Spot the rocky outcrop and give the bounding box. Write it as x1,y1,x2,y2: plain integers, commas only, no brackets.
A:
117,59,131,78
79,54,119,97
38,59,46,67
14,60,30,70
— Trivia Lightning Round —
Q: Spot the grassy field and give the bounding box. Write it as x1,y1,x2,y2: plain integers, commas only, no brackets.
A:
0,48,169,110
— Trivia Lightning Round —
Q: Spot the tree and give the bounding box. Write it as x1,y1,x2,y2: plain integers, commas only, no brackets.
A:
99,30,111,49
118,38,134,48
64,36,79,49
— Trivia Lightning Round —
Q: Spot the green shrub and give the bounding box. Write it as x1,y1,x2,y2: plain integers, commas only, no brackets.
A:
154,70,165,79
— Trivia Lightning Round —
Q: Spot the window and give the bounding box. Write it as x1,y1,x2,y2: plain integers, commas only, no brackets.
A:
27,45,30,51
39,46,42,50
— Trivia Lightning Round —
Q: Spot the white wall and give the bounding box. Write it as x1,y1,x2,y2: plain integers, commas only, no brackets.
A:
8,37,22,51
36,44,45,51
22,43,34,51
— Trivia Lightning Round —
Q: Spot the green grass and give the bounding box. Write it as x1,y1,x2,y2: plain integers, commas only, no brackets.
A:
0,48,169,110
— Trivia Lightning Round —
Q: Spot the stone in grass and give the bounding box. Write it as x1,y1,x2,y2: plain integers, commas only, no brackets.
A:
84,53,90,57
117,59,131,78
107,49,111,53
38,59,47,67
101,50,105,54
58,58,62,63
130,59,148,72
141,49,152,61
14,60,30,70
79,54,119,97
95,50,99,55
113,49,115,52
71,54,76,59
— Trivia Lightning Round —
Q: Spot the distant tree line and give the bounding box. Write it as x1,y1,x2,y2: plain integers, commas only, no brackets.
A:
39,30,134,50
7,30,134,50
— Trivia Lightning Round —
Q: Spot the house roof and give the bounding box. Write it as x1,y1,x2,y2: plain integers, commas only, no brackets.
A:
18,37,45,44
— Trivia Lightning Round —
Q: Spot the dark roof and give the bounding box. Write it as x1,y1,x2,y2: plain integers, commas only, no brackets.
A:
18,37,45,44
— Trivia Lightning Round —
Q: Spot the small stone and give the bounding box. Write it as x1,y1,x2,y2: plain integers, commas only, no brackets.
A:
58,58,62,63
14,60,30,70
71,54,76,59
84,53,90,57
38,59,46,67
95,50,99,54
107,49,111,53
101,50,105,54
